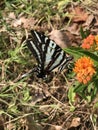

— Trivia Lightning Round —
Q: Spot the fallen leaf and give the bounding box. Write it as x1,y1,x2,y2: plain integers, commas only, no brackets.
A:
12,17,37,29
23,17,37,29
72,6,88,22
12,18,24,27
49,125,63,130
84,14,95,27
8,12,16,19
48,29,72,49
70,117,81,127
91,17,98,34
66,23,79,35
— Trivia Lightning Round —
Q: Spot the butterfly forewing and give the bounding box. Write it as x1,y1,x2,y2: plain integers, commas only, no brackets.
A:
26,30,72,78
27,32,42,64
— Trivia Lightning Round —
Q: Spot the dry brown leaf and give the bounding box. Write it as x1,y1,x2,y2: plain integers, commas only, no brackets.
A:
6,122,15,130
11,17,26,27
48,30,72,49
23,17,37,29
70,117,81,127
11,17,36,29
91,17,98,34
84,14,94,26
8,12,16,19
49,125,63,130
66,23,79,35
72,6,88,22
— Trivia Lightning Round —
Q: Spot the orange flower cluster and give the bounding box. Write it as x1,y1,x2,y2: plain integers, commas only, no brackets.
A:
73,57,96,84
82,34,95,49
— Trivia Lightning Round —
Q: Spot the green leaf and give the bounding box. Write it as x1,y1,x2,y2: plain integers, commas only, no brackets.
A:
23,89,31,102
87,96,91,103
0,110,4,114
94,102,98,108
80,26,90,39
70,105,75,112
68,86,75,104
80,26,86,39
64,47,98,65
74,83,86,93
88,83,93,93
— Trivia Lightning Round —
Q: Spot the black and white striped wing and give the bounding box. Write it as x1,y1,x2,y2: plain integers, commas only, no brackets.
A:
26,30,72,78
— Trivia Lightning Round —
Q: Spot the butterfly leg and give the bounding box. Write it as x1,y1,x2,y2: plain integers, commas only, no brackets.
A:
21,70,33,79
20,66,38,79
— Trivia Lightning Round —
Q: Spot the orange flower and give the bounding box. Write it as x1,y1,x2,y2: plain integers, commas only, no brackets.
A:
81,34,95,49
73,57,96,84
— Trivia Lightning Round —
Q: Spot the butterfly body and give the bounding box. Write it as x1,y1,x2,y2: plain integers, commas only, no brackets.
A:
26,30,73,78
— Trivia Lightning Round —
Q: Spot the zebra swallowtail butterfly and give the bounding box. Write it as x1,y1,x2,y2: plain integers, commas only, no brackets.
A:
26,30,73,78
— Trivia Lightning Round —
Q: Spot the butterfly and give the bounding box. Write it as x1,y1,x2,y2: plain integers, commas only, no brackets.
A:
26,30,73,78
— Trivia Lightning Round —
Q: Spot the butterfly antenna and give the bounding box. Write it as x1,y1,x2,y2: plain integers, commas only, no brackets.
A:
21,72,31,79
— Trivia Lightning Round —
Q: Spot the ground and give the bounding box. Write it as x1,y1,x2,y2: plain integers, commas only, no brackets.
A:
0,0,98,130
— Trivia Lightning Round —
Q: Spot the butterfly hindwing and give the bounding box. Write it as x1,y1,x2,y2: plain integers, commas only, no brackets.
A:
43,37,67,72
